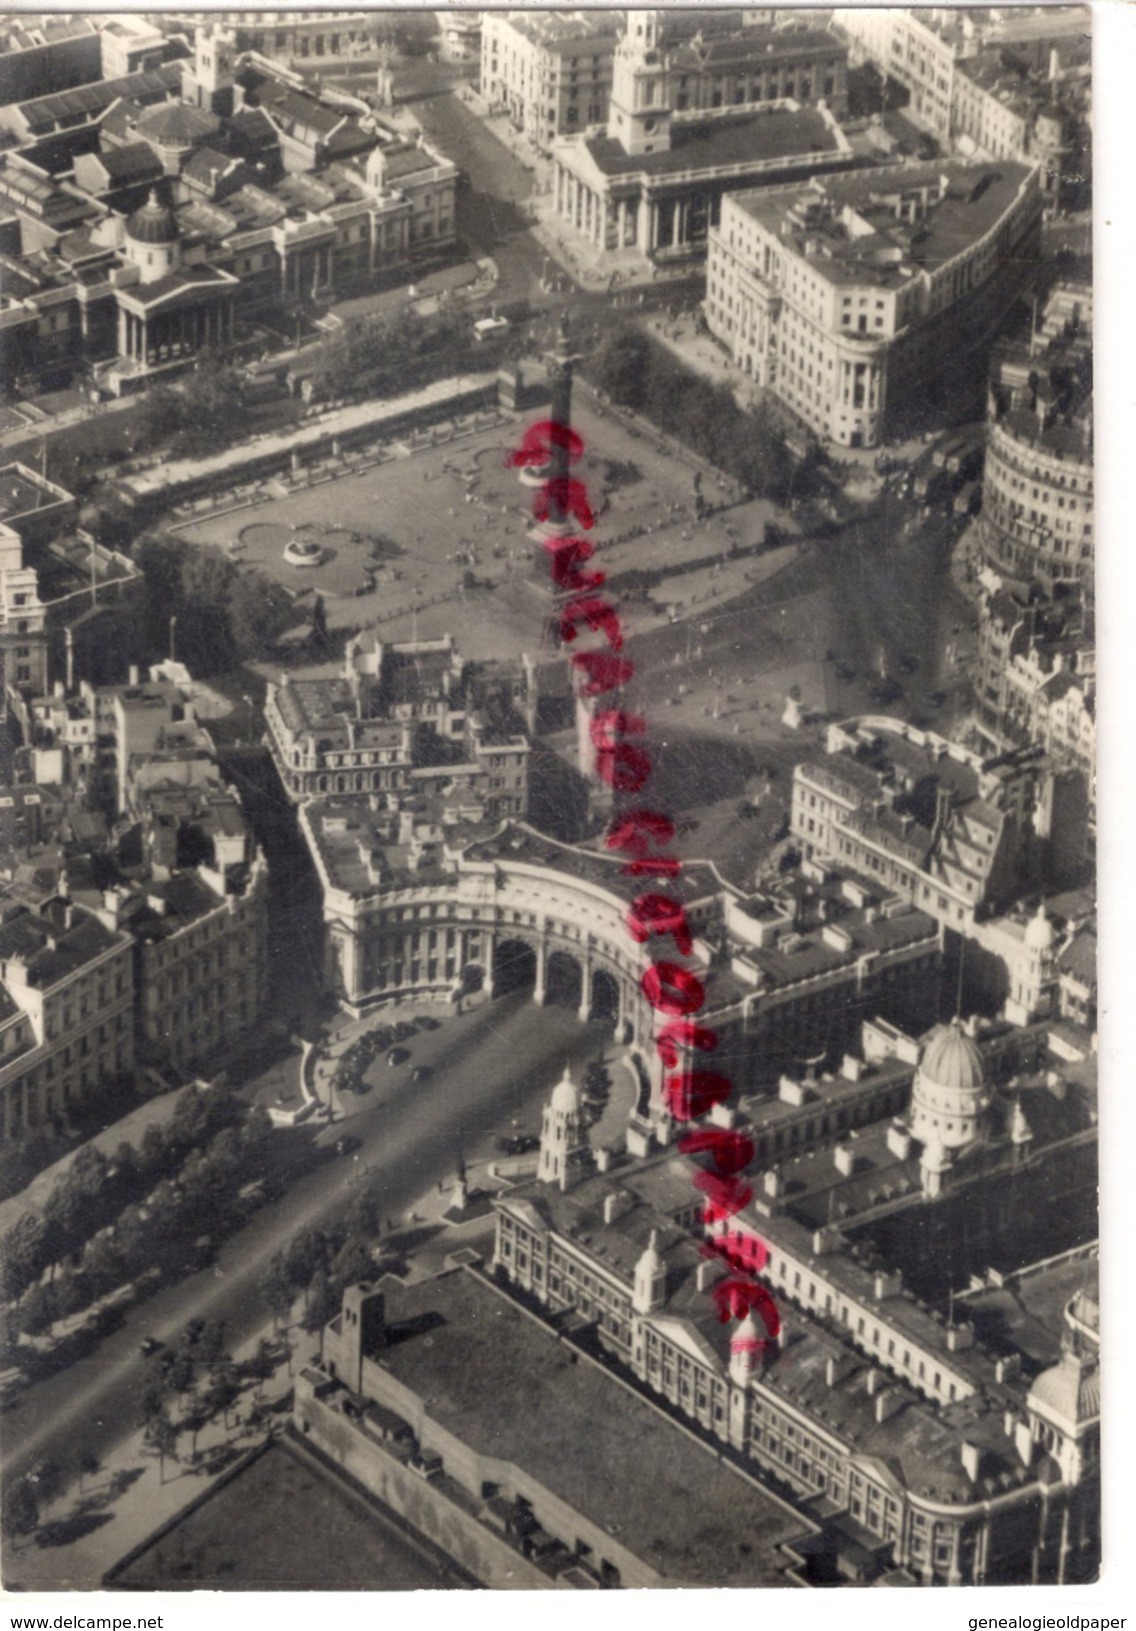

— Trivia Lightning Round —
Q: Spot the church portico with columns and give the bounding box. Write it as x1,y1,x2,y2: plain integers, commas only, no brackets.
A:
115,266,237,373
548,7,854,269
552,104,854,267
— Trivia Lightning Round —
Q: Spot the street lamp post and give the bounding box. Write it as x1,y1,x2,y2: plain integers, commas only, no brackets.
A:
169,615,177,664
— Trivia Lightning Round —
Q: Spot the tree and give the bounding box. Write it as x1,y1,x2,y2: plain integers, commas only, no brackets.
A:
133,383,184,450
41,1173,88,1272
247,1337,275,1400
302,1266,336,1337
171,361,245,460
197,1318,227,1367
54,1268,92,1321
82,1233,127,1298
2,1477,38,1541
258,1253,293,1332
345,1184,382,1243
70,1143,109,1201
19,1281,54,1338
584,1059,612,1103
139,1121,166,1175
29,1458,65,1516
150,1412,179,1484
110,1139,141,1199
329,1236,374,1302
204,1364,240,1430
182,1399,209,1462
0,1210,48,1303
138,1375,167,1432
587,327,650,407
310,594,329,651
77,1447,101,1494
284,1225,327,1295
241,1105,274,1168
228,570,292,662
166,1354,197,1417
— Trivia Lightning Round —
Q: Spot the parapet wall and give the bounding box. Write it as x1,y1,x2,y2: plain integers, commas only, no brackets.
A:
293,1388,558,1589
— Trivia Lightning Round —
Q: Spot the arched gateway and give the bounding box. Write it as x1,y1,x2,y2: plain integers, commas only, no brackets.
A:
304,814,730,1110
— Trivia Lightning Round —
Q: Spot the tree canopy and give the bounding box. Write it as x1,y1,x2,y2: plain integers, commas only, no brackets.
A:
584,322,796,503
135,536,293,675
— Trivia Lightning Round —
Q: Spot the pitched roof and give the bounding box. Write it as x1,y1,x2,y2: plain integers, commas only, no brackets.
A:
98,140,164,184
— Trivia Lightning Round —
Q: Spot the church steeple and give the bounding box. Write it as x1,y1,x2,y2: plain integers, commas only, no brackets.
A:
608,10,673,156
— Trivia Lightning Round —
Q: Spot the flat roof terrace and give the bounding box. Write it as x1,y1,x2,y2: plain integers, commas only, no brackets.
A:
374,1266,811,1586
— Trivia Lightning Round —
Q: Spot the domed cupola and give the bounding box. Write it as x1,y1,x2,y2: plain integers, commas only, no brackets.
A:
910,1017,989,1155
1026,1346,1101,1485
632,1227,668,1314
126,190,179,245
124,190,181,283
537,1065,591,1191
1025,901,1055,954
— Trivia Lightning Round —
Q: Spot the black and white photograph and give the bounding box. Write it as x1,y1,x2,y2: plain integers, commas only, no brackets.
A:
0,0,1119,1607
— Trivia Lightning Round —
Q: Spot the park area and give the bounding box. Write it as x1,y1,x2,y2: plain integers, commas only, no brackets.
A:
174,399,800,666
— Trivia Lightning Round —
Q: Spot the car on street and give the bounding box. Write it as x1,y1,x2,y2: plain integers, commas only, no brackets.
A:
182,1317,206,1345
473,316,509,342
336,1135,362,1157
387,1045,410,1067
497,1134,539,1156
138,1336,162,1358
411,1064,433,1083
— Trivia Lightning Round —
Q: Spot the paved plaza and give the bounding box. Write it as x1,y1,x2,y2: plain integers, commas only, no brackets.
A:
181,401,800,670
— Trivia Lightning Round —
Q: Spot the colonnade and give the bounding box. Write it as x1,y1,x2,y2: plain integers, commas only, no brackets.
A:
117,298,234,366
554,164,710,258
487,932,635,1043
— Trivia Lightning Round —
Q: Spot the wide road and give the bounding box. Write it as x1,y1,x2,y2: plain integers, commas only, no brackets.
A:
2,991,594,1481
404,87,547,304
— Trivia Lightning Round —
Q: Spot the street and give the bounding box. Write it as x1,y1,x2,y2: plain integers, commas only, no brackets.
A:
405,87,546,305
2,991,592,1483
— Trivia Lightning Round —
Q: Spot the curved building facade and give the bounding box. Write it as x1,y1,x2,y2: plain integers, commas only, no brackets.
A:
979,409,1093,590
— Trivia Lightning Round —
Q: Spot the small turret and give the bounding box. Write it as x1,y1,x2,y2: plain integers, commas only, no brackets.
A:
632,1228,668,1314
537,1065,591,1191
729,1309,764,1385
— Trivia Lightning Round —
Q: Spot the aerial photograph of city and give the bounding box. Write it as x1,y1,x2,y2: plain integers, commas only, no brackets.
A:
0,0,1101,1597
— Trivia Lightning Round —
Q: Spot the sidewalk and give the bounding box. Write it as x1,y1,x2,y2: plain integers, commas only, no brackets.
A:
4,1130,501,1592
6,1309,321,1591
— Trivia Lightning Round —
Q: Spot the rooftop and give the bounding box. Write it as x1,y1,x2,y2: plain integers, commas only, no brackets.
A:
0,902,124,987
581,105,841,180
962,1252,1099,1373
113,869,228,943
729,160,1034,290
8,61,183,136
668,23,844,70
490,11,620,50
92,141,164,185
464,821,727,909
0,463,73,525
367,1266,810,1585
499,1153,707,1284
